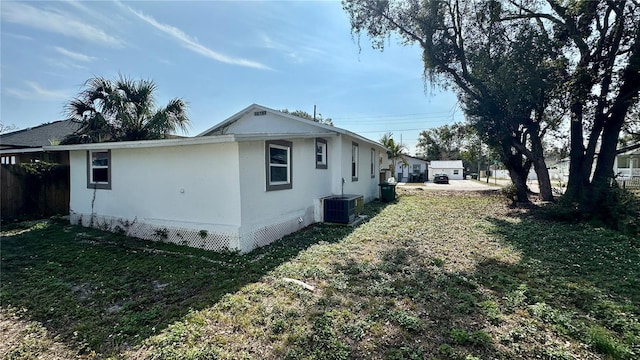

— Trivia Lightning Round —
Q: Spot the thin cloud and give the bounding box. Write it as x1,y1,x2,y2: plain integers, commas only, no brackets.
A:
54,47,96,62
7,81,70,101
259,31,326,64
127,6,272,70
1,2,122,47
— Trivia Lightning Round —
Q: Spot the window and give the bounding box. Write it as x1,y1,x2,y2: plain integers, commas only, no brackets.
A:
1,155,16,165
413,164,421,175
87,150,111,189
351,142,359,181
453,169,459,175
266,140,292,191
371,148,376,178
316,138,327,169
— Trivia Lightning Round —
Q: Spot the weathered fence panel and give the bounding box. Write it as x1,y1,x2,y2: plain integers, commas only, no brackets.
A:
1,164,70,220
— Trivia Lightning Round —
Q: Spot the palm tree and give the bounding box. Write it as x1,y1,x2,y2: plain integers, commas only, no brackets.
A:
62,75,189,144
380,132,408,177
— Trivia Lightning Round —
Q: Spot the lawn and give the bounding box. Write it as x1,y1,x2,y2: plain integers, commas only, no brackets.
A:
1,189,638,359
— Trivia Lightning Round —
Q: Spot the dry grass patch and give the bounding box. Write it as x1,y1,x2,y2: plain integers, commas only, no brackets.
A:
2,190,638,359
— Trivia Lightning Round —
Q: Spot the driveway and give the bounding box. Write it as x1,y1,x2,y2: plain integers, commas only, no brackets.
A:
398,180,501,191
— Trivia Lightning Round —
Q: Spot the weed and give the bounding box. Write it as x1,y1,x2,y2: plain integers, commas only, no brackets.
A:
587,325,632,359
450,328,492,347
306,311,351,360
430,257,445,267
385,345,424,359
390,310,424,332
450,328,470,344
504,283,528,311
478,300,503,325
153,227,169,241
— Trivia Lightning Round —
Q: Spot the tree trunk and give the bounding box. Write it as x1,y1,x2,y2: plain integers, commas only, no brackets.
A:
532,157,553,201
528,127,554,201
502,142,530,203
564,101,587,204
508,165,529,203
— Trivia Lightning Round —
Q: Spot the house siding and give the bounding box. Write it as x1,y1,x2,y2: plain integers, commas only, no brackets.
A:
69,143,243,251
64,104,388,253
237,138,333,252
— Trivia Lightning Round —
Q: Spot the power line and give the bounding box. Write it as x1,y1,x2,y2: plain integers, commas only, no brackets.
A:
356,128,430,134
333,110,457,120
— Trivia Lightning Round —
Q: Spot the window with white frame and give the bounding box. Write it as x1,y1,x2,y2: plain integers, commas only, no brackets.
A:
371,148,376,178
454,169,459,175
352,142,359,181
316,138,327,169
87,150,111,189
266,140,292,191
1,155,16,165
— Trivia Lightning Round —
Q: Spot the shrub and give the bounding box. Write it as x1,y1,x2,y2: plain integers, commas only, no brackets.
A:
542,184,640,234
501,184,519,203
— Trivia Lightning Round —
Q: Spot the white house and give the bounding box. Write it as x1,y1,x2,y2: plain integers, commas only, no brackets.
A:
428,160,464,181
46,104,388,253
615,143,640,179
394,155,429,182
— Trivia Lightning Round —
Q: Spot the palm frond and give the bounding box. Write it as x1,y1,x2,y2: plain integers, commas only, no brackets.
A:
63,75,190,142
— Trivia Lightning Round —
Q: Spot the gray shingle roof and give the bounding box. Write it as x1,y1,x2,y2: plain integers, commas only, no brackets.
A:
0,120,80,148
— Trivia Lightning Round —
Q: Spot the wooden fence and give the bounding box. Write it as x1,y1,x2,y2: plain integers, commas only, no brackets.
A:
1,164,70,221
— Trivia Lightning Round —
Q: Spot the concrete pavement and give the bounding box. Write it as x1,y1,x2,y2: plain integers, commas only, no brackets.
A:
397,178,551,195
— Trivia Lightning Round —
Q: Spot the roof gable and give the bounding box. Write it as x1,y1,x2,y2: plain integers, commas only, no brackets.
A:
198,104,385,150
198,104,337,136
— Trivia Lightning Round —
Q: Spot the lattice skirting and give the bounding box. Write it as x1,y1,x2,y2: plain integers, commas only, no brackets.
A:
69,212,310,253
69,212,237,252
248,216,307,251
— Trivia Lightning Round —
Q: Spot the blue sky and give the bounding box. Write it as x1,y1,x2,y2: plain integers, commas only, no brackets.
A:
1,0,463,155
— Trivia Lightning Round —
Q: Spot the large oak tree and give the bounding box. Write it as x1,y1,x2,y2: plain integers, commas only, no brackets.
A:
343,0,561,202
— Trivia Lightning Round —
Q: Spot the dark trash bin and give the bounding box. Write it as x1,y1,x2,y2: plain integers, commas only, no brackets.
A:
379,182,397,202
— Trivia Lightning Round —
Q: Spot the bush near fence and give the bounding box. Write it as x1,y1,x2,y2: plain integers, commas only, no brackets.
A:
1,163,70,221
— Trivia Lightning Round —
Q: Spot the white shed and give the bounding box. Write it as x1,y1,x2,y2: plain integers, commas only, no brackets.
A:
428,160,464,181
47,104,388,253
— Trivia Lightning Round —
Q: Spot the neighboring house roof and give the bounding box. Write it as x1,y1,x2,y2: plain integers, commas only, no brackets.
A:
402,154,428,162
429,160,464,168
198,103,385,150
0,120,79,149
617,142,640,155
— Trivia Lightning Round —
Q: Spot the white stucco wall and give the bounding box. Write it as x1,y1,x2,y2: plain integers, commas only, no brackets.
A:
428,167,464,180
69,142,243,250
339,135,382,202
66,107,388,253
394,157,428,182
236,137,336,252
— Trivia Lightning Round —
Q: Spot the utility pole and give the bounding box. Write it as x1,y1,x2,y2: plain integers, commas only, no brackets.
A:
313,105,317,122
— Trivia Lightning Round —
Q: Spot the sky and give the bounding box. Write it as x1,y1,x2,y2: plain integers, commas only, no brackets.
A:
1,0,464,155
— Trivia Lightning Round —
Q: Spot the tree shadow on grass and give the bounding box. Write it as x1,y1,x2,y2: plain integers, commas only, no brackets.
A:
280,206,639,359
283,245,504,359
477,212,640,358
0,201,388,357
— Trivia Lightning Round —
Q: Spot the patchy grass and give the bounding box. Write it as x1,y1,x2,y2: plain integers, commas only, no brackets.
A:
1,188,638,359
